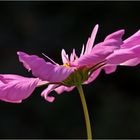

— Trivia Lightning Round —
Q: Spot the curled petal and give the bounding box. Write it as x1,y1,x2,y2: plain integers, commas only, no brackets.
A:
17,51,75,82
41,84,58,102
55,85,75,94
41,84,75,102
0,74,39,103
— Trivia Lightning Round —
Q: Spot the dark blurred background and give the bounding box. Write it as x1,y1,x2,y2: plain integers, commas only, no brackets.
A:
0,1,140,139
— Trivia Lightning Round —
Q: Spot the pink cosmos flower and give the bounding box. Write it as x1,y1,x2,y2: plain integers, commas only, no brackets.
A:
1,24,140,103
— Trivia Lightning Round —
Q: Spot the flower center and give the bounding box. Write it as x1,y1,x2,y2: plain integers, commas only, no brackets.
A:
61,61,106,87
63,63,70,68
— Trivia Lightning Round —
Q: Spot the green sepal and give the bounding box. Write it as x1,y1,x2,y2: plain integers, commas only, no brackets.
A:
61,68,89,87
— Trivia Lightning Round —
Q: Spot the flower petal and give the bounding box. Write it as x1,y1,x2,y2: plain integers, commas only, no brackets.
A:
106,45,140,65
41,84,75,102
75,29,125,67
84,24,99,55
17,51,75,82
104,29,125,46
122,30,140,48
93,29,125,52
80,44,85,57
120,57,140,66
61,49,69,64
70,49,77,62
103,65,117,74
54,85,75,94
41,84,58,102
76,43,119,67
84,69,101,84
0,74,39,103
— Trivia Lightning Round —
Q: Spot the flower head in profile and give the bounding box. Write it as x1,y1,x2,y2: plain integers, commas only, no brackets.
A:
1,24,140,103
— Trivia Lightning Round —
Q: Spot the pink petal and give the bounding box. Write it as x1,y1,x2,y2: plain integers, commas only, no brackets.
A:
0,74,39,103
104,29,125,46
54,85,75,94
84,24,99,55
0,74,26,83
120,57,140,66
80,44,85,57
41,84,75,102
75,53,102,67
84,69,101,84
76,29,125,67
70,49,77,62
122,30,140,48
61,49,69,64
76,42,119,67
106,45,140,65
103,65,117,74
41,84,58,102
17,51,75,82
93,29,125,52
37,80,49,87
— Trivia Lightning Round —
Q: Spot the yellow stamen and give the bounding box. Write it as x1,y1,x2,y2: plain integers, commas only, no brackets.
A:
63,63,70,68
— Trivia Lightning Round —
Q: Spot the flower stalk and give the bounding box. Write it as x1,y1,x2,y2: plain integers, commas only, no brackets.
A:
77,85,92,140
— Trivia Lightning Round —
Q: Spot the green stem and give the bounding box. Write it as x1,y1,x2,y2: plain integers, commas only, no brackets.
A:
77,85,92,140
